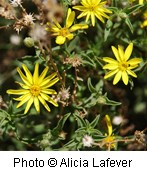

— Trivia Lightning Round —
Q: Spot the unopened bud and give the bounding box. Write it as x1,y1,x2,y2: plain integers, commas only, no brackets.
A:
24,37,34,47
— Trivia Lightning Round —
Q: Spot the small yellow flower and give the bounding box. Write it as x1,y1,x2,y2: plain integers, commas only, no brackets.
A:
103,43,142,85
141,11,147,28
139,0,146,4
73,0,112,26
7,63,59,114
46,8,88,45
129,0,146,4
102,115,116,149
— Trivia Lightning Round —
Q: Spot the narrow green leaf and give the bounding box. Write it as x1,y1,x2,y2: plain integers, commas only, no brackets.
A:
90,114,100,128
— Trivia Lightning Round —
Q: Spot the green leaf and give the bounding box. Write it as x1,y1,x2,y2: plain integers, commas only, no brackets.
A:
124,4,143,15
82,54,96,68
52,113,71,135
90,114,100,128
105,94,121,106
125,18,133,34
73,113,87,127
87,78,97,93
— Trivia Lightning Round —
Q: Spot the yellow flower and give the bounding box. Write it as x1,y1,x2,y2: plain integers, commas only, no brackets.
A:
139,0,146,4
7,63,59,114
73,0,112,26
102,115,116,149
129,0,146,4
141,11,147,28
46,8,88,45
103,43,142,85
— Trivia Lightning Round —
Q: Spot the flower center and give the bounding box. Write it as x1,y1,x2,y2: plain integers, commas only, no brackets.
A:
103,136,116,149
88,4,98,11
119,61,128,71
30,85,40,96
60,27,69,37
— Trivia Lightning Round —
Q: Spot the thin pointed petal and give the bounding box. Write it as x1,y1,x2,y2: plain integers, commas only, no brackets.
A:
105,115,112,136
111,46,121,61
124,43,133,61
16,94,32,108
24,97,34,114
22,64,33,84
104,69,118,79
113,71,122,85
66,8,75,28
38,66,49,84
34,97,40,113
17,67,31,86
118,45,124,61
127,70,137,78
38,95,51,112
40,93,58,107
103,57,118,64
7,89,29,95
122,71,129,85
33,63,39,84
127,58,142,65
103,64,118,70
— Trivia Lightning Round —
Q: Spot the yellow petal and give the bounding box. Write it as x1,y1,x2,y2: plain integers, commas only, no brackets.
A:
24,97,34,114
66,33,74,40
103,64,118,70
105,115,112,136
104,69,118,79
40,93,58,107
127,70,137,78
15,82,29,89
16,94,32,108
124,43,133,61
41,89,57,95
56,36,66,45
73,6,86,12
70,24,88,32
127,58,142,65
113,71,122,85
38,95,51,112
38,66,49,84
22,64,33,84
111,46,121,61
95,11,105,23
33,63,39,84
17,67,31,86
139,0,144,4
91,12,95,26
7,89,29,95
41,77,59,89
118,45,124,61
103,57,118,64
34,97,40,113
40,72,57,87
66,8,75,28
122,71,129,85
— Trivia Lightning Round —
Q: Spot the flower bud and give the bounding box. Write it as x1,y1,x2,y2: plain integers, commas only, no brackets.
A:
97,96,106,105
24,37,34,47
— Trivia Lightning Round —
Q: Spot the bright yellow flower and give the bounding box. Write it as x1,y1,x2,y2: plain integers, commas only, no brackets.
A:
139,0,146,4
102,115,116,149
7,63,59,114
73,0,112,26
141,11,147,28
129,0,146,4
46,8,88,45
103,43,142,85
